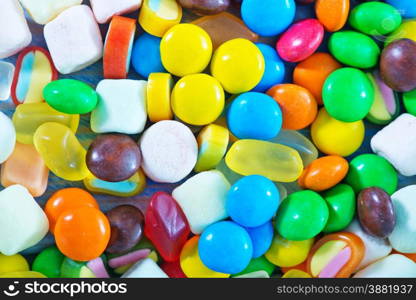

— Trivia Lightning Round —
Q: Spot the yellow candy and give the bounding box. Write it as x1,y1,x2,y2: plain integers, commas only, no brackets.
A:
139,0,182,37
0,254,29,274
12,102,79,145
211,38,264,94
265,235,314,267
311,108,365,157
0,271,46,278
160,24,212,77
147,73,173,122
195,124,229,172
171,74,225,125
225,139,303,182
385,20,416,45
180,236,229,278
213,115,239,143
34,122,89,181
282,269,312,278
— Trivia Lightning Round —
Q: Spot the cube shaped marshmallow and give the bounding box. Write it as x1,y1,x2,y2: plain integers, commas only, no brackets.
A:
19,0,82,25
371,113,416,176
44,5,103,74
0,0,31,59
90,0,142,24
91,79,147,134
122,258,168,278
0,185,49,255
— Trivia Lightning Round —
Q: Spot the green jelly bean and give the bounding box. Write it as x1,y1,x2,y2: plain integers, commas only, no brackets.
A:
329,31,380,68
349,2,402,36
44,79,98,114
323,68,374,122
322,184,356,233
32,246,65,278
275,190,329,241
232,256,275,277
403,89,416,116
345,154,398,195
60,257,95,278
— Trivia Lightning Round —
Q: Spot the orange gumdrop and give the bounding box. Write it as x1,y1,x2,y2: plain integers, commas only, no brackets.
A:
267,84,318,130
293,52,342,105
44,188,99,233
298,155,349,191
54,206,110,262
315,0,350,32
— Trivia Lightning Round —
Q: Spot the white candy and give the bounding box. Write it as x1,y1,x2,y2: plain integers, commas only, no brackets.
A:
90,0,142,24
173,170,230,234
91,79,147,134
345,219,391,271
353,254,416,278
0,185,49,255
121,258,168,278
389,185,416,253
0,112,16,164
371,113,416,176
0,61,15,101
140,120,198,183
0,0,32,59
44,5,103,74
19,0,82,24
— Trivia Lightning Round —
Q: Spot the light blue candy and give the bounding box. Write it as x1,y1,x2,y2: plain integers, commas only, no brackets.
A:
245,221,274,258
254,43,285,92
131,33,165,78
385,0,416,18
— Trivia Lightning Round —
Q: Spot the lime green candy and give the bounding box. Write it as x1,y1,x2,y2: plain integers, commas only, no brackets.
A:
403,89,416,116
323,68,374,122
329,31,380,69
32,246,65,278
232,256,275,277
322,184,355,233
345,154,398,195
275,190,329,241
60,257,96,278
44,79,98,114
349,2,402,36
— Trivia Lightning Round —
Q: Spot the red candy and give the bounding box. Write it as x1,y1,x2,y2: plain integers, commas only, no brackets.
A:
161,260,187,278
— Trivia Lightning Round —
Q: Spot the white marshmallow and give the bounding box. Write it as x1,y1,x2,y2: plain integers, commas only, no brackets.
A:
0,112,16,164
44,5,103,74
0,61,15,100
122,258,168,278
19,0,82,25
354,254,416,278
90,0,142,24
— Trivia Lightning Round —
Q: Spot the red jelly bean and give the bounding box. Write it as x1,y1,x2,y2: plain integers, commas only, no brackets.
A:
161,260,187,278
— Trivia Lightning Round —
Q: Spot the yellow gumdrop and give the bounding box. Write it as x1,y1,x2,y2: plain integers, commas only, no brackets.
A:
0,271,46,278
180,236,229,278
211,38,264,94
161,24,212,77
147,73,173,122
385,20,416,45
139,0,182,37
225,139,303,182
0,254,29,274
311,108,365,157
282,269,312,278
265,235,314,267
172,74,225,125
33,122,89,181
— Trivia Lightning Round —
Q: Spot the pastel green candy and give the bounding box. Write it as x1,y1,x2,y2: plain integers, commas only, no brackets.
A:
329,31,380,68
232,256,275,277
323,68,374,122
403,89,416,116
322,184,356,233
349,2,402,36
44,79,98,114
275,190,329,241
32,246,65,278
60,257,96,278
345,154,398,195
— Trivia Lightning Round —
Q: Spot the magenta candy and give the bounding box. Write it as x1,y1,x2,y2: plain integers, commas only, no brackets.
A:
108,249,151,268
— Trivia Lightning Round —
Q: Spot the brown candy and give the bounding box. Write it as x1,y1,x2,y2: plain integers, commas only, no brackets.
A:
178,0,230,15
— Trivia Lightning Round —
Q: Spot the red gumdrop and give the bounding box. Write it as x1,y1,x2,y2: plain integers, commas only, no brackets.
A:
161,260,187,278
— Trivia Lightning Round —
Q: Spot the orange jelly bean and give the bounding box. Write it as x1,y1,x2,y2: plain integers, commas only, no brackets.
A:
45,188,99,233
54,206,110,262
315,0,350,32
267,84,318,130
298,155,349,191
293,52,342,105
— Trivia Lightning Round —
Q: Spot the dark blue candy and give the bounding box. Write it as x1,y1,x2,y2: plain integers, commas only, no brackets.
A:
245,221,274,258
131,33,165,78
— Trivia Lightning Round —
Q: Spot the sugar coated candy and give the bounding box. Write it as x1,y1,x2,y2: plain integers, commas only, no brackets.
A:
90,0,142,24
139,0,182,37
385,0,416,19
315,0,349,32
178,0,230,15
253,43,285,92
146,73,173,122
385,20,416,45
245,222,274,258
0,111,16,164
132,34,165,79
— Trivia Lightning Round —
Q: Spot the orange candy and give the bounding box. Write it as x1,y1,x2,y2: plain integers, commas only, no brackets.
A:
54,206,110,262
267,84,318,130
392,251,416,263
293,52,342,105
315,0,350,32
298,155,349,191
281,261,309,274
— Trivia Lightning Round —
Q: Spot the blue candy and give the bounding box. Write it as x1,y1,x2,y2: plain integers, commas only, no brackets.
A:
253,43,285,92
227,92,282,140
131,33,165,78
246,221,274,258
199,221,253,274
385,0,416,18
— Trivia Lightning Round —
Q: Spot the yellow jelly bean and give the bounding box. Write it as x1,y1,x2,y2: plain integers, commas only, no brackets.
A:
0,271,46,278
265,235,314,268
139,0,182,37
195,124,229,172
385,20,416,45
147,73,173,122
225,139,303,182
161,24,212,77
311,108,365,157
282,269,312,278
180,236,229,278
0,253,29,274
211,38,264,94
34,122,89,181
12,102,79,145
171,74,225,125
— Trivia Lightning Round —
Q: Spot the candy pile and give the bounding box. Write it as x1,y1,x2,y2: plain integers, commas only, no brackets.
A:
1,0,416,279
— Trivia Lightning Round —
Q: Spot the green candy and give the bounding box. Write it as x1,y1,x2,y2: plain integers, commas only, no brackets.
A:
275,190,329,241
329,31,380,68
403,89,416,116
32,246,65,278
322,184,355,233
60,257,96,278
43,79,98,114
232,256,275,277
345,154,398,195
349,2,402,36
323,68,374,122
